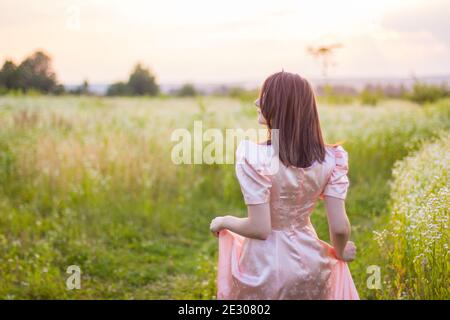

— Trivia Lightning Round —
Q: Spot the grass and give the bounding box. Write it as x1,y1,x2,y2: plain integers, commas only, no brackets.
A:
374,133,449,299
0,95,448,299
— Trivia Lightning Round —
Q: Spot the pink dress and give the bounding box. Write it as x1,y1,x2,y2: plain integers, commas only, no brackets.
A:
217,140,359,300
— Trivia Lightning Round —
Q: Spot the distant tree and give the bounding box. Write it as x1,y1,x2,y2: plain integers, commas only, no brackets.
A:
0,60,20,89
407,81,449,104
107,81,130,96
128,63,159,96
81,79,89,94
227,86,259,103
16,51,59,93
176,83,197,97
107,63,159,96
359,85,384,106
70,79,90,95
53,84,66,95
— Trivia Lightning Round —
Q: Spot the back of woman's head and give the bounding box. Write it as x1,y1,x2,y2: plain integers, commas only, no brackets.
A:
259,71,326,168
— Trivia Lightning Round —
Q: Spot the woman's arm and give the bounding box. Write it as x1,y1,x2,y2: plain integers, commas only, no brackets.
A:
210,203,271,240
324,196,356,261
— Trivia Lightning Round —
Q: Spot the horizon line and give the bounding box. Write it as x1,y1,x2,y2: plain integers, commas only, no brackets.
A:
63,73,450,87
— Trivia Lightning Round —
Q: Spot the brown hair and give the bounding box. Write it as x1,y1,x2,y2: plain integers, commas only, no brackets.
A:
259,71,326,168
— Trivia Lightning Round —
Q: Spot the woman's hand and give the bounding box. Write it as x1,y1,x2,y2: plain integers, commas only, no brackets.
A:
341,241,357,262
210,216,226,237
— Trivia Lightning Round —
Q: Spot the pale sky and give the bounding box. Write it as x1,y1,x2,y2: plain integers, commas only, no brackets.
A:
1,0,449,84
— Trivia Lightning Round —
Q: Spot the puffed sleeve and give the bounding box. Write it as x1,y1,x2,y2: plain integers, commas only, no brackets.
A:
321,145,350,200
235,141,272,205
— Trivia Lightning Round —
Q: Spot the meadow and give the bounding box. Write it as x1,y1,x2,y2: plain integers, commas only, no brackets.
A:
0,95,448,299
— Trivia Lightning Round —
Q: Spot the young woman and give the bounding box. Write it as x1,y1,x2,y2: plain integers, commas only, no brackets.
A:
210,71,359,300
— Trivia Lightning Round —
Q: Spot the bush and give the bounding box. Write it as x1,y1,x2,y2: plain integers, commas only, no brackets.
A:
316,84,355,105
407,82,449,104
106,81,130,96
359,87,384,106
227,87,259,103
0,87,8,95
176,83,197,97
375,132,449,299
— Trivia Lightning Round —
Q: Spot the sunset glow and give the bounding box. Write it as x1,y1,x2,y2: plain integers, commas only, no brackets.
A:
1,0,448,84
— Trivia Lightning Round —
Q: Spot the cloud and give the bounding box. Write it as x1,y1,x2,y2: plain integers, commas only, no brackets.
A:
381,0,450,45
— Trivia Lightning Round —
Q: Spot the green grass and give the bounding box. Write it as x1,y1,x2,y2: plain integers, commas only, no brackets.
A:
374,133,449,299
0,96,448,299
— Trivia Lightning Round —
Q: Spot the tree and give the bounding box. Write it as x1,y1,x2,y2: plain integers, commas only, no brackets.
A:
128,63,159,96
107,81,130,96
176,83,197,97
80,79,89,94
70,79,90,95
0,60,20,89
16,51,59,93
407,81,449,104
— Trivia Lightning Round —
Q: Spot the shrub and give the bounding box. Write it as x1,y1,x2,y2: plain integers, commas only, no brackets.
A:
359,87,384,106
176,83,197,97
407,81,449,105
316,84,355,105
106,81,130,96
227,87,259,103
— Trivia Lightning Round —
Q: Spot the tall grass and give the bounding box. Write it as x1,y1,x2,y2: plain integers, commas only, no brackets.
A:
0,96,449,299
375,133,449,299
311,99,450,299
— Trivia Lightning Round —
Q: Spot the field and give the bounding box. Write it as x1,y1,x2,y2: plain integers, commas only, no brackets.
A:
0,95,449,299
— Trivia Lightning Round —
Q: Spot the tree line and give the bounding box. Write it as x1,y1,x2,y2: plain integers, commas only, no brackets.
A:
0,50,166,96
2,50,447,102
0,51,64,94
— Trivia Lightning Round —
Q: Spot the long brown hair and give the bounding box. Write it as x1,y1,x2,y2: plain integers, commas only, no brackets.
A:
259,71,326,168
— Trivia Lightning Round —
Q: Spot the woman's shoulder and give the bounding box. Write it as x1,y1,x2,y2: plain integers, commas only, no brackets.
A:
322,144,349,181
321,144,350,200
325,143,347,152
236,140,275,174
235,140,273,204
324,144,348,164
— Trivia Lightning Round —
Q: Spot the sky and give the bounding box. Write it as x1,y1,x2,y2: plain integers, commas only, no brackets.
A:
1,0,449,85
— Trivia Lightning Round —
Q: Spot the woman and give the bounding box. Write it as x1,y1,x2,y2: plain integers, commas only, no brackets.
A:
210,71,359,300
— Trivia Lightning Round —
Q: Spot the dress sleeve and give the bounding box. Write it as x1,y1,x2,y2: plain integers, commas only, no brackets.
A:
321,145,350,200
235,141,272,205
